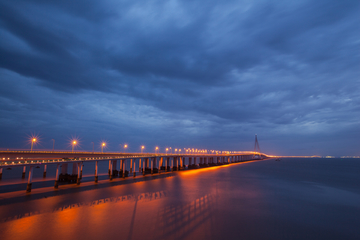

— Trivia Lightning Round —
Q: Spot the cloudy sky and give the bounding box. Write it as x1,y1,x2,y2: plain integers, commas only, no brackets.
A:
0,0,359,156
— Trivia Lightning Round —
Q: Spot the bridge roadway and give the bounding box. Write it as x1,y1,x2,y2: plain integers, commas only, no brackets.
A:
0,151,268,193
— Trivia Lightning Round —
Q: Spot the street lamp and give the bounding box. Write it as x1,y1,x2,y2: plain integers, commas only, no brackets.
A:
31,138,37,151
72,140,77,152
101,142,106,153
124,144,128,153
155,146,159,153
175,148,178,153
166,148,169,154
141,146,145,153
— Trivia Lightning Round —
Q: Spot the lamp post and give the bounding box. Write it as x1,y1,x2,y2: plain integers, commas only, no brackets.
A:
31,138,36,151
141,146,145,153
124,144,128,153
155,146,159,153
166,148,169,154
72,140,77,152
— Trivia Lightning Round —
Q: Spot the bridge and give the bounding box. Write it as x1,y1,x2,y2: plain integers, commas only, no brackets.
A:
0,150,269,193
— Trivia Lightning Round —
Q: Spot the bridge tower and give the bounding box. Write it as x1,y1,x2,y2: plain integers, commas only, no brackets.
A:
254,134,262,159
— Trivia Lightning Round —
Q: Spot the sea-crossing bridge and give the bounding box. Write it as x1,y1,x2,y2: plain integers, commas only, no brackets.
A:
0,151,269,193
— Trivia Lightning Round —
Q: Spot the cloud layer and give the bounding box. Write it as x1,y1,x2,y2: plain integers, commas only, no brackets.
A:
0,0,359,156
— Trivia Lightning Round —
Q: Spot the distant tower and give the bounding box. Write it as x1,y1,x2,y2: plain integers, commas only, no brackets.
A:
254,134,261,159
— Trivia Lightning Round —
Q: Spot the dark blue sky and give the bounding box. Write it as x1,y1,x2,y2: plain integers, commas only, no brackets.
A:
0,0,359,156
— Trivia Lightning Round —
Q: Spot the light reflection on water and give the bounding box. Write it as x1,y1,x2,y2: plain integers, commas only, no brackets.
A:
0,158,359,240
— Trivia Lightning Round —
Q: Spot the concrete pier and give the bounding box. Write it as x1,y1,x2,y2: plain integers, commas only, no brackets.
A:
122,160,126,178
0,168,2,180
22,166,26,179
76,163,81,185
109,161,113,181
95,161,98,183
133,161,136,177
26,166,33,193
43,164,47,178
130,159,133,173
54,164,60,189
108,160,111,175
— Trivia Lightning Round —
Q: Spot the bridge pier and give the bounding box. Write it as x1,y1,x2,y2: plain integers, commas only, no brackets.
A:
109,161,113,181
171,158,173,172
54,164,60,189
26,166,33,193
43,164,47,178
95,161,98,183
139,159,142,173
133,161,136,177
159,157,163,174
80,164,83,179
108,160,111,175
22,166,26,179
151,160,153,174
130,159,133,174
76,162,81,185
0,167,2,180
122,160,126,178
143,160,145,176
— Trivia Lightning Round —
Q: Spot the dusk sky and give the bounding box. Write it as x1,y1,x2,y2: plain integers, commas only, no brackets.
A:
0,0,359,156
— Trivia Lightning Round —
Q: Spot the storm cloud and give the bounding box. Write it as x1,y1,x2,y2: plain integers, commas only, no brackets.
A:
0,0,359,156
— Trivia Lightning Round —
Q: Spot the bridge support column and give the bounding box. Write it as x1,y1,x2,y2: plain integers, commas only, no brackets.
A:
166,158,169,171
179,156,183,170
139,159,142,173
0,167,2,180
143,160,145,176
26,166,33,193
54,164,60,189
43,164,47,178
159,157,163,174
151,159,153,175
133,161,136,177
22,166,26,179
123,160,126,178
189,157,192,166
95,161,98,183
80,164,83,178
77,163,81,185
109,161,113,181
171,158,173,172
130,159,133,174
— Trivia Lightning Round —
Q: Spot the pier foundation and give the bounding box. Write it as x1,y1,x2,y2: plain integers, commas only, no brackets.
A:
26,166,33,193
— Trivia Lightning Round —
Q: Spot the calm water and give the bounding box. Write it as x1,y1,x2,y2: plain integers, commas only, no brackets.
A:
0,158,359,240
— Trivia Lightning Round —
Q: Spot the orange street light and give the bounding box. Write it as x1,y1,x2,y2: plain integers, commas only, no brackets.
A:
31,138,37,151
101,142,106,153
72,140,77,152
141,145,145,153
124,144,128,153
155,146,159,153
166,148,169,154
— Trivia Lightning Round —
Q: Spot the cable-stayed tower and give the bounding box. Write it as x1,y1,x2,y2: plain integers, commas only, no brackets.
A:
254,134,261,159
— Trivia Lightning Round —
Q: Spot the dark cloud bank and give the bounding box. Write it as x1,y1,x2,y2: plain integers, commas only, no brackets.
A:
0,0,359,156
